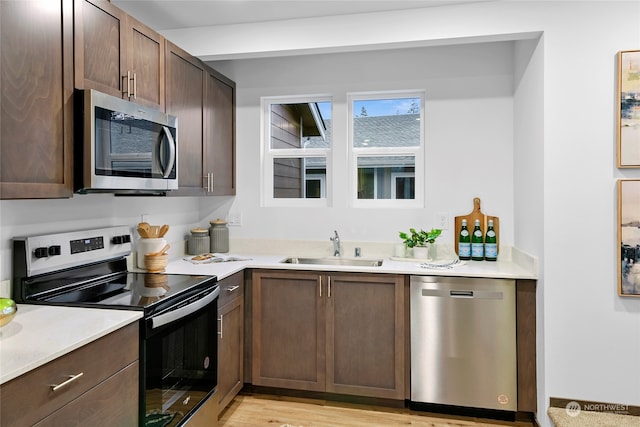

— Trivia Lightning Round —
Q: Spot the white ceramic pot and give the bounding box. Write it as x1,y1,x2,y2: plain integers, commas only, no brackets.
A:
137,238,167,269
413,246,429,259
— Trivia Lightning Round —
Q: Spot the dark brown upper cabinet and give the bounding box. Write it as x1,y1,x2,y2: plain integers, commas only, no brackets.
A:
166,41,236,196
74,0,165,110
0,0,74,199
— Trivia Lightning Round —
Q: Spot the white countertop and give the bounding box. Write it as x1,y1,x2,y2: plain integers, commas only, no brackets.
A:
164,251,538,281
0,305,142,385
0,247,535,386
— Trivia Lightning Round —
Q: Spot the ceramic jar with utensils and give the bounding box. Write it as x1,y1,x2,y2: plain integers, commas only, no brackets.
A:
137,238,167,269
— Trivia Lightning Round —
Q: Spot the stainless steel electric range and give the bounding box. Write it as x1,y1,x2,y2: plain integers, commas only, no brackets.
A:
12,226,219,427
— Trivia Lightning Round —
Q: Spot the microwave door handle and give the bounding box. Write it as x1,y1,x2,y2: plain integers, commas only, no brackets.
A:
160,126,176,178
150,286,219,329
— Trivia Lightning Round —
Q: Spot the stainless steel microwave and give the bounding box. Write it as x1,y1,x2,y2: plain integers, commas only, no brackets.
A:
75,89,178,194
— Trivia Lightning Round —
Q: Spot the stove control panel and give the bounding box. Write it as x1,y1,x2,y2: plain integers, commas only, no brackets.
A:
13,226,133,277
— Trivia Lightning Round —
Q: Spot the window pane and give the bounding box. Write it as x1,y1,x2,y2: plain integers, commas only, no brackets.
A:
356,156,415,200
274,157,326,199
271,102,331,149
353,98,420,148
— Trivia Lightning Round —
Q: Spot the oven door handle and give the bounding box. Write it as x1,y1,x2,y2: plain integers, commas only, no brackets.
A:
150,286,219,329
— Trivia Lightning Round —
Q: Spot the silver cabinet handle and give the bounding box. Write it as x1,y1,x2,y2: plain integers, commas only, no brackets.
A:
218,315,223,339
132,72,137,99
225,285,240,292
203,173,214,192
52,372,84,392
319,276,322,298
327,276,331,299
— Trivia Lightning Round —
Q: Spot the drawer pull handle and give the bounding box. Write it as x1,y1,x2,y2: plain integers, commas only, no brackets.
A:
225,285,240,292
52,372,84,392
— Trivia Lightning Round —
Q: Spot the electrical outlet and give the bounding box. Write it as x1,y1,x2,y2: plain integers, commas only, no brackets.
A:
435,212,449,230
228,212,242,226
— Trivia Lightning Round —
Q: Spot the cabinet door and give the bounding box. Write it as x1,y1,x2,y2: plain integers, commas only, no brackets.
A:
0,0,73,199
125,14,165,110
204,70,236,195
252,270,325,391
165,41,206,195
75,0,165,110
218,297,244,414
74,0,125,98
326,273,405,399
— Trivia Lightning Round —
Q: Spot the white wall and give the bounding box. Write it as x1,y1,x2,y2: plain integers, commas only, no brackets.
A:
195,1,640,424
206,42,515,246
0,195,232,283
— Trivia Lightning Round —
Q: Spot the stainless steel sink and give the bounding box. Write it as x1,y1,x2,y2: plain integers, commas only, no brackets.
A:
281,257,383,267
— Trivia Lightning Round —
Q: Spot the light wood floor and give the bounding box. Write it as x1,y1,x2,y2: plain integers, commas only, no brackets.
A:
219,393,536,427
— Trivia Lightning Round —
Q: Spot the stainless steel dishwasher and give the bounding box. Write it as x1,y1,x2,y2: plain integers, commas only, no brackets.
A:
410,275,517,416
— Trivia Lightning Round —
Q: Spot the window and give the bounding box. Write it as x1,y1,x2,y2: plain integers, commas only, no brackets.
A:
349,92,424,207
262,96,332,206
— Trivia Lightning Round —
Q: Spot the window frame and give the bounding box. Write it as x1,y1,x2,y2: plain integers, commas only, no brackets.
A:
347,91,425,208
261,95,333,207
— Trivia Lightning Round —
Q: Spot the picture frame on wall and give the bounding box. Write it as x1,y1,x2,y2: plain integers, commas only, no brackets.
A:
617,50,640,167
618,179,640,296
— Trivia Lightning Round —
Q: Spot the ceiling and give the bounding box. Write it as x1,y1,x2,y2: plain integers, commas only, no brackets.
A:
112,0,491,31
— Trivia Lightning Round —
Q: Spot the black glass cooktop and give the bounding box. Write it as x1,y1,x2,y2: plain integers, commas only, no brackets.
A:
32,272,217,313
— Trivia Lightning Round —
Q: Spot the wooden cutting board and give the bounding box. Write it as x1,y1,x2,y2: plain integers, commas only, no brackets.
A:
454,197,499,255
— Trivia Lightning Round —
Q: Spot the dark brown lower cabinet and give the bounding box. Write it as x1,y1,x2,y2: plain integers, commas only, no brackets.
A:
217,272,245,415
251,270,405,400
0,322,139,426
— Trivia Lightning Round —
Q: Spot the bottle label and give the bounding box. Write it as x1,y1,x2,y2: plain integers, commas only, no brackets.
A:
471,243,484,258
473,230,482,238
487,230,496,238
459,242,471,257
460,230,469,237
485,243,498,259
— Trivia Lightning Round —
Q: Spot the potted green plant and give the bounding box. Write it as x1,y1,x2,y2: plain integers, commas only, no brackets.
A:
399,228,442,259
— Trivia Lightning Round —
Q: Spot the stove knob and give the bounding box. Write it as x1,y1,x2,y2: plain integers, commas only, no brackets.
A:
48,245,61,256
34,247,49,258
112,234,132,245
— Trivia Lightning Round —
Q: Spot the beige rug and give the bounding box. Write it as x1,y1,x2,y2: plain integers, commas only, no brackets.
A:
548,407,640,427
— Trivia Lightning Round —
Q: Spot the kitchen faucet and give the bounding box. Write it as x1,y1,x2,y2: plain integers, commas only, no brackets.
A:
330,230,341,257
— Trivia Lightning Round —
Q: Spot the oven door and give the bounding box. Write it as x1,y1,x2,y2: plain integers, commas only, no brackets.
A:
142,284,219,426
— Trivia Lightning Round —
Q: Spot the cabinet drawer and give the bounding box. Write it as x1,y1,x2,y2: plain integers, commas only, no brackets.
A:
218,271,244,307
33,361,139,426
0,322,139,427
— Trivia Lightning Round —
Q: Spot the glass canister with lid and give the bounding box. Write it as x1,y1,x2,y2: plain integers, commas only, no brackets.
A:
188,227,210,255
209,218,229,253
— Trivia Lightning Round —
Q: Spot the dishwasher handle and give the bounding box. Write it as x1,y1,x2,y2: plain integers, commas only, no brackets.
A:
421,288,503,300
450,290,473,297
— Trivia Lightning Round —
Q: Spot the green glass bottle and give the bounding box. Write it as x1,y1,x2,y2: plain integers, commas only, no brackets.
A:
458,219,471,260
471,219,484,261
484,219,498,261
